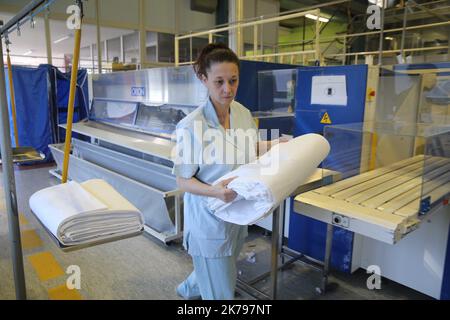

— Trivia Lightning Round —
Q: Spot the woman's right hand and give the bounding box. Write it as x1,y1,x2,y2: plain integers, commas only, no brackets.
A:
212,177,238,203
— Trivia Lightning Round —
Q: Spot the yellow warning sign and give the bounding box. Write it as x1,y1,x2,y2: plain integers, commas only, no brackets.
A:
320,112,332,124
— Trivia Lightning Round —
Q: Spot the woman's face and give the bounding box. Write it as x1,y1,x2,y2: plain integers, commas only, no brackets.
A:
201,62,239,109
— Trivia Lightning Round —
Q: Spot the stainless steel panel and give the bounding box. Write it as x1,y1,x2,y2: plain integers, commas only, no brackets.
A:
64,121,174,161
72,139,176,193
91,65,208,106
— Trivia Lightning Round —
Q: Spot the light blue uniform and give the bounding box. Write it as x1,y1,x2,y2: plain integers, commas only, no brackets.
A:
172,98,258,300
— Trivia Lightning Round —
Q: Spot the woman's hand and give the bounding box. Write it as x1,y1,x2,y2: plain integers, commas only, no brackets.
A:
212,177,238,203
278,135,291,143
271,135,291,147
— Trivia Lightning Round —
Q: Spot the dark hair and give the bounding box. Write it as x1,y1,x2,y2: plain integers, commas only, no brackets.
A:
193,43,240,79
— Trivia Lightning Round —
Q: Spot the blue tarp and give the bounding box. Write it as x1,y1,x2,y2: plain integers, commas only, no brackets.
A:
3,64,89,162
52,66,89,142
4,65,53,160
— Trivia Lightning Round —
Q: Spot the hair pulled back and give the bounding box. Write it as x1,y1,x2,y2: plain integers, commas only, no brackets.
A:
193,43,240,79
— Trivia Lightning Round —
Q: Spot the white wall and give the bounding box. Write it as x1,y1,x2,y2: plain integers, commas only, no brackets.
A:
145,0,217,34
146,0,176,32
243,0,279,46
177,0,216,34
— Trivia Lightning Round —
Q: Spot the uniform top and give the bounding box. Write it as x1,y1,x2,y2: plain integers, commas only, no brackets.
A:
172,98,258,257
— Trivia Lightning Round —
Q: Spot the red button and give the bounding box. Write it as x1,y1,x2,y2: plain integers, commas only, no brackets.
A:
444,199,449,206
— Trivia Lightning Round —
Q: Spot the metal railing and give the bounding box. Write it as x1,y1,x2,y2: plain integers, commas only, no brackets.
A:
174,0,450,67
175,9,322,66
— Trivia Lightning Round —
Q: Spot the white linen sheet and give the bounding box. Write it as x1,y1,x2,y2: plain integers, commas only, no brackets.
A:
207,133,330,225
29,179,144,246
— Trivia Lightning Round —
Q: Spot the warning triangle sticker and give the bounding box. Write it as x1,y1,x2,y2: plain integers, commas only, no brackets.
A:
320,112,332,124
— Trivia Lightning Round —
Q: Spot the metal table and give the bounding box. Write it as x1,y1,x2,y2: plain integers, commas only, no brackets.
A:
236,169,340,299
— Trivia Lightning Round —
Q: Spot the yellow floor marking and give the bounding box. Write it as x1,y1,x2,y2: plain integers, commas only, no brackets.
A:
20,229,43,250
48,284,83,300
28,252,64,281
19,213,29,225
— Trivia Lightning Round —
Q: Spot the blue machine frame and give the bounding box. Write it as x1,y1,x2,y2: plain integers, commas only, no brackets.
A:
288,64,369,273
237,60,296,138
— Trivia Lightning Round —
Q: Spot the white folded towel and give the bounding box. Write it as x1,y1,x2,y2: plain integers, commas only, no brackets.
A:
29,179,144,246
207,134,330,225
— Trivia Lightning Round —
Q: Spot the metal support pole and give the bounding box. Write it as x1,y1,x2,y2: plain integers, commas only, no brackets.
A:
104,39,108,64
400,2,408,63
320,223,334,294
174,0,180,66
253,25,258,57
236,0,243,57
270,206,280,300
61,26,82,183
175,38,179,67
6,47,19,147
90,44,95,73
0,38,27,300
229,0,244,56
278,200,286,264
315,9,321,62
342,36,347,65
260,23,264,58
139,0,146,68
44,9,52,65
119,35,124,62
175,194,181,235
378,0,385,65
95,0,102,73
189,37,193,63
302,16,305,52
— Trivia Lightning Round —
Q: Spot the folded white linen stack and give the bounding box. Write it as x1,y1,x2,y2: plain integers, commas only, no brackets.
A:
29,179,144,246
207,134,330,225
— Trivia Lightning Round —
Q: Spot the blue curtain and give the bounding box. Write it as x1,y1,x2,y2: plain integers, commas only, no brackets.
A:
4,65,53,160
4,64,89,162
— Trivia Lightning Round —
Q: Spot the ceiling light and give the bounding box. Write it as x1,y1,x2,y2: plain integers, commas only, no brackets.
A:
53,35,71,44
385,36,394,40
305,14,329,23
23,49,33,55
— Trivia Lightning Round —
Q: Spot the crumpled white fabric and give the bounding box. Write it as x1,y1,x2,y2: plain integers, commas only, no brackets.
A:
29,179,144,246
207,134,330,225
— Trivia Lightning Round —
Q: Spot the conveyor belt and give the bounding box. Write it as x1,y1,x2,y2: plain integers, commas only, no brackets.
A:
294,155,450,244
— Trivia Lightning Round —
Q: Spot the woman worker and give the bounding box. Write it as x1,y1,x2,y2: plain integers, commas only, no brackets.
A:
172,43,282,300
